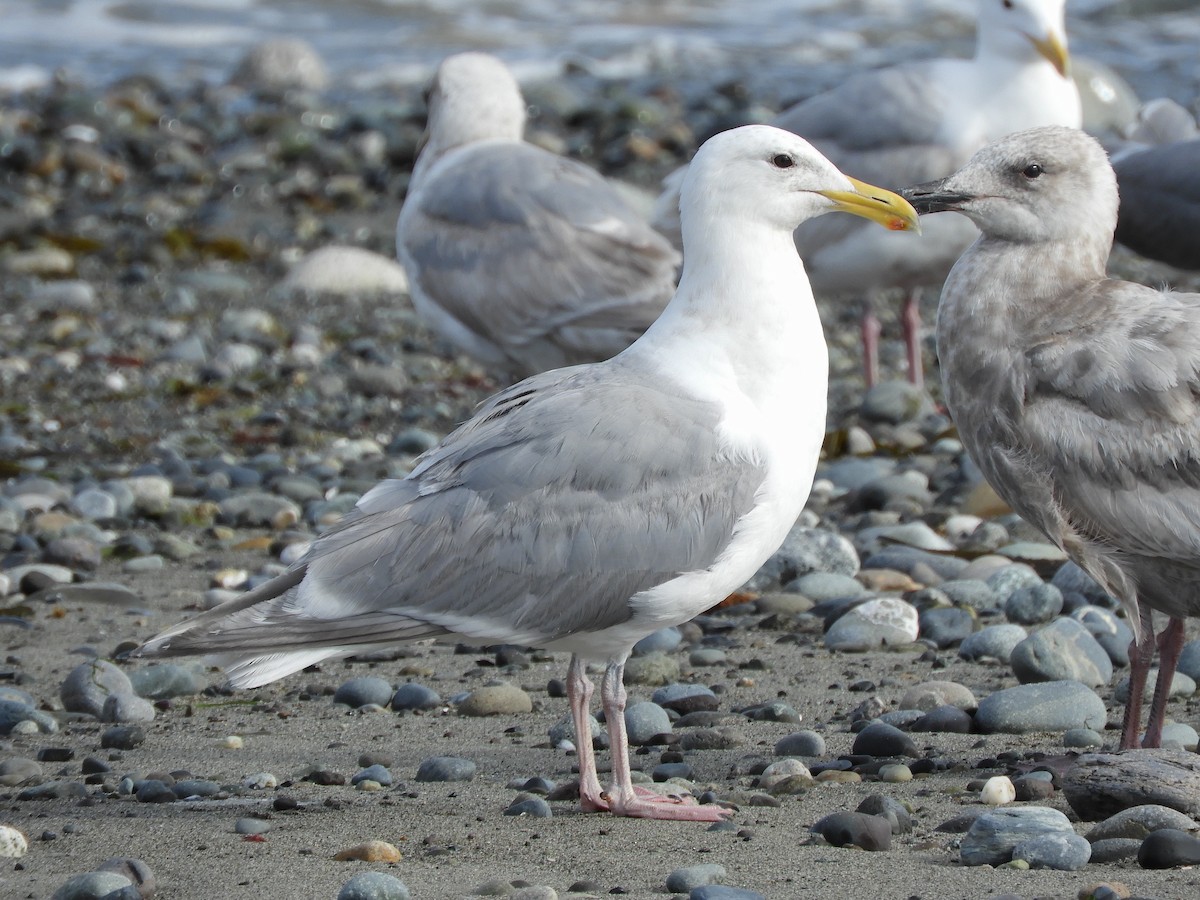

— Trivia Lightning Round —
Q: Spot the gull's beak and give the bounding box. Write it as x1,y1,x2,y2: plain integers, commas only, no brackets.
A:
1027,31,1070,77
819,176,921,234
899,178,973,215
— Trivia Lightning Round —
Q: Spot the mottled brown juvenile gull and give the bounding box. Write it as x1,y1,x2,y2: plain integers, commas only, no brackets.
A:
396,52,680,380
653,0,1079,388
136,125,919,820
902,124,1200,750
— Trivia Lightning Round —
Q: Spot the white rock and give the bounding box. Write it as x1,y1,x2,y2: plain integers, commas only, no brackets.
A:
0,825,28,858
981,775,1016,806
277,245,409,296
825,597,920,651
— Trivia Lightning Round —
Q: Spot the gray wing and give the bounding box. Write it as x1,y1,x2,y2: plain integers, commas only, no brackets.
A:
139,362,765,672
1114,139,1200,270
1014,281,1200,563
398,143,679,371
776,62,967,258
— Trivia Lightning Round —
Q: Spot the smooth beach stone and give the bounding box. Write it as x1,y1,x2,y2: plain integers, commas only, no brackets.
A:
337,872,412,900
0,758,42,787
857,794,913,834
0,700,57,735
50,871,133,900
60,660,135,717
811,811,892,851
911,705,972,734
917,607,975,648
851,721,918,758
235,817,272,835
1063,727,1104,749
859,380,935,424
1072,605,1133,666
129,664,205,699
757,758,812,793
959,624,1027,662
774,730,825,757
938,579,1001,612
985,563,1044,602
1012,773,1056,801
1012,832,1091,870
960,806,1075,866
625,701,671,745
665,863,727,893
1138,828,1200,869
100,726,146,750
861,545,965,580
391,682,442,711
900,680,976,711
1004,583,1063,624
825,597,919,651
688,888,765,900
622,652,680,685
1114,668,1197,705
652,683,718,714
748,525,859,590
1177,639,1200,681
1009,618,1113,687
0,825,28,858
351,764,393,787
333,676,394,709
787,572,865,602
457,683,532,716
100,693,155,724
1088,838,1144,863
172,779,222,799
975,681,1107,733
1160,722,1200,751
1063,749,1200,819
689,648,726,666
1086,804,1199,842
415,756,476,783
981,776,1016,806
633,626,682,655
504,796,552,818
1050,560,1115,607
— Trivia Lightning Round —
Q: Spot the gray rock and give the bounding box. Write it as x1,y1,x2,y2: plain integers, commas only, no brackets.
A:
61,660,135,717
861,546,966,580
825,597,918,651
333,676,394,709
1063,749,1200,819
235,817,272,835
1004,583,1063,625
786,572,865,602
900,681,976,711
959,624,1028,663
975,681,1108,734
1063,727,1104,749
666,864,727,893
279,245,408,296
633,626,682,655
1051,560,1115,606
1073,605,1134,667
1009,617,1113,687
651,684,718,714
1114,668,1196,705
1088,838,1143,863
69,488,118,521
625,701,671,745
911,705,973,734
857,794,914,834
689,888,765,900
0,758,42,787
100,725,145,750
985,563,1044,602
811,811,892,850
95,857,155,898
0,699,58,734
1012,832,1091,870
853,472,933,512
1177,639,1200,682
1161,722,1200,751
504,796,552,818
391,683,442,711
172,779,222,798
415,756,476,783
917,607,975,648
854,521,954,556
774,730,825,757
748,525,859,590
101,693,156,724
852,721,918,757
50,871,133,900
217,492,301,527
1085,804,1199,842
959,806,1075,866
351,764,393,787
129,664,205,699
337,872,411,900
938,579,1001,612
859,381,935,424
17,782,88,801
820,457,896,491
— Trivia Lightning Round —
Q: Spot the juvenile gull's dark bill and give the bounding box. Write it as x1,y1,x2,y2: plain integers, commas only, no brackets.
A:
396,52,680,381
653,0,1079,389
903,124,1200,750
136,125,919,821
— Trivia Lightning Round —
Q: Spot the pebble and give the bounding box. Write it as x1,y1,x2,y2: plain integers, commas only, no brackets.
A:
851,721,918,758
1138,828,1200,869
1063,727,1105,748
1012,832,1092,870
900,680,976,711
504,795,552,818
60,659,135,716
352,764,393,787
415,756,476,783
688,888,765,900
333,676,395,709
960,806,1076,866
243,772,277,789
917,607,975,648
457,683,532,716
128,664,205,700
774,730,825,757
976,680,1108,734
912,705,973,734
279,245,409,296
1086,805,1199,842
1073,606,1133,666
1177,639,1200,681
0,700,58,735
757,758,813,793
391,682,442,711
101,693,156,723
234,817,272,836
665,863,727,893
333,840,403,863
938,579,1001,612
337,872,412,900
100,726,146,750
857,795,913,834
878,763,912,783
788,572,865,601
1004,583,1064,624
652,683,719,714
623,652,680,685
1088,839,1144,864
824,597,919,651
981,776,1016,806
811,811,892,851
1009,617,1113,687
749,525,859,590
0,825,28,858
624,701,672,744
0,758,42,787
1160,722,1200,750
49,871,133,900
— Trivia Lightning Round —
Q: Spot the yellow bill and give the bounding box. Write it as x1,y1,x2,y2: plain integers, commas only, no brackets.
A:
818,176,922,233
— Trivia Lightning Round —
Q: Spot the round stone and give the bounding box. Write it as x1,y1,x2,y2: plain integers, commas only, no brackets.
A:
811,811,892,851
391,682,441,711
457,683,532,716
1004,583,1064,624
1012,832,1091,870
1138,828,1200,869
665,863,727,893
825,597,919,651
774,730,825,757
415,756,476,783
851,721,918,758
1010,618,1113,687
975,681,1108,733
333,677,394,709
337,872,411,900
624,701,671,745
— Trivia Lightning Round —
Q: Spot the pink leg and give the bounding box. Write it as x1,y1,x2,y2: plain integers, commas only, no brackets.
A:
901,288,924,389
598,659,730,821
566,655,608,812
1143,617,1186,749
1120,606,1155,750
861,299,881,389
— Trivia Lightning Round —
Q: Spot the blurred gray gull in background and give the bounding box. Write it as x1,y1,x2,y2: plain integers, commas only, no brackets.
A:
653,0,1079,388
396,52,680,381
136,125,919,820
1113,134,1200,271
903,124,1200,750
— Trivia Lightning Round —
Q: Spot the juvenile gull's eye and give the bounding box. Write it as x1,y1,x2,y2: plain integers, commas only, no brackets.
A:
772,153,795,169
1022,163,1043,179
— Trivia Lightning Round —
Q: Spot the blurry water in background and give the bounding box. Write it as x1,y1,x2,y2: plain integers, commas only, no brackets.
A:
0,0,1196,107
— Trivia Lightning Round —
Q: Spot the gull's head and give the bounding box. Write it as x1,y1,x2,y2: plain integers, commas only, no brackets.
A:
902,125,1116,247
680,125,920,241
977,0,1071,77
419,52,527,165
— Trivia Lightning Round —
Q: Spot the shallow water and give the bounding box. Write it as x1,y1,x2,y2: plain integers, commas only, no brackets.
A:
0,0,1197,107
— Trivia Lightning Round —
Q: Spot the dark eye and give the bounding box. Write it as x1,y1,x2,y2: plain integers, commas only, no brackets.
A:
772,153,795,169
1001,0,1013,8
1022,163,1043,179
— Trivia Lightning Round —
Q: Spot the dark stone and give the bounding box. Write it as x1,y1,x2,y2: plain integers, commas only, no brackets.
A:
1063,750,1200,820
811,811,892,850
910,705,972,734
1138,828,1200,869
856,794,913,834
917,607,975,648
134,780,177,803
1012,774,1056,801
850,721,918,758
101,726,146,750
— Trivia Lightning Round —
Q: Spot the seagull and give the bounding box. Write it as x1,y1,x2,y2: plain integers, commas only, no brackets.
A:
1113,137,1200,270
652,0,1080,388
396,52,680,380
136,124,919,820
902,124,1200,750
